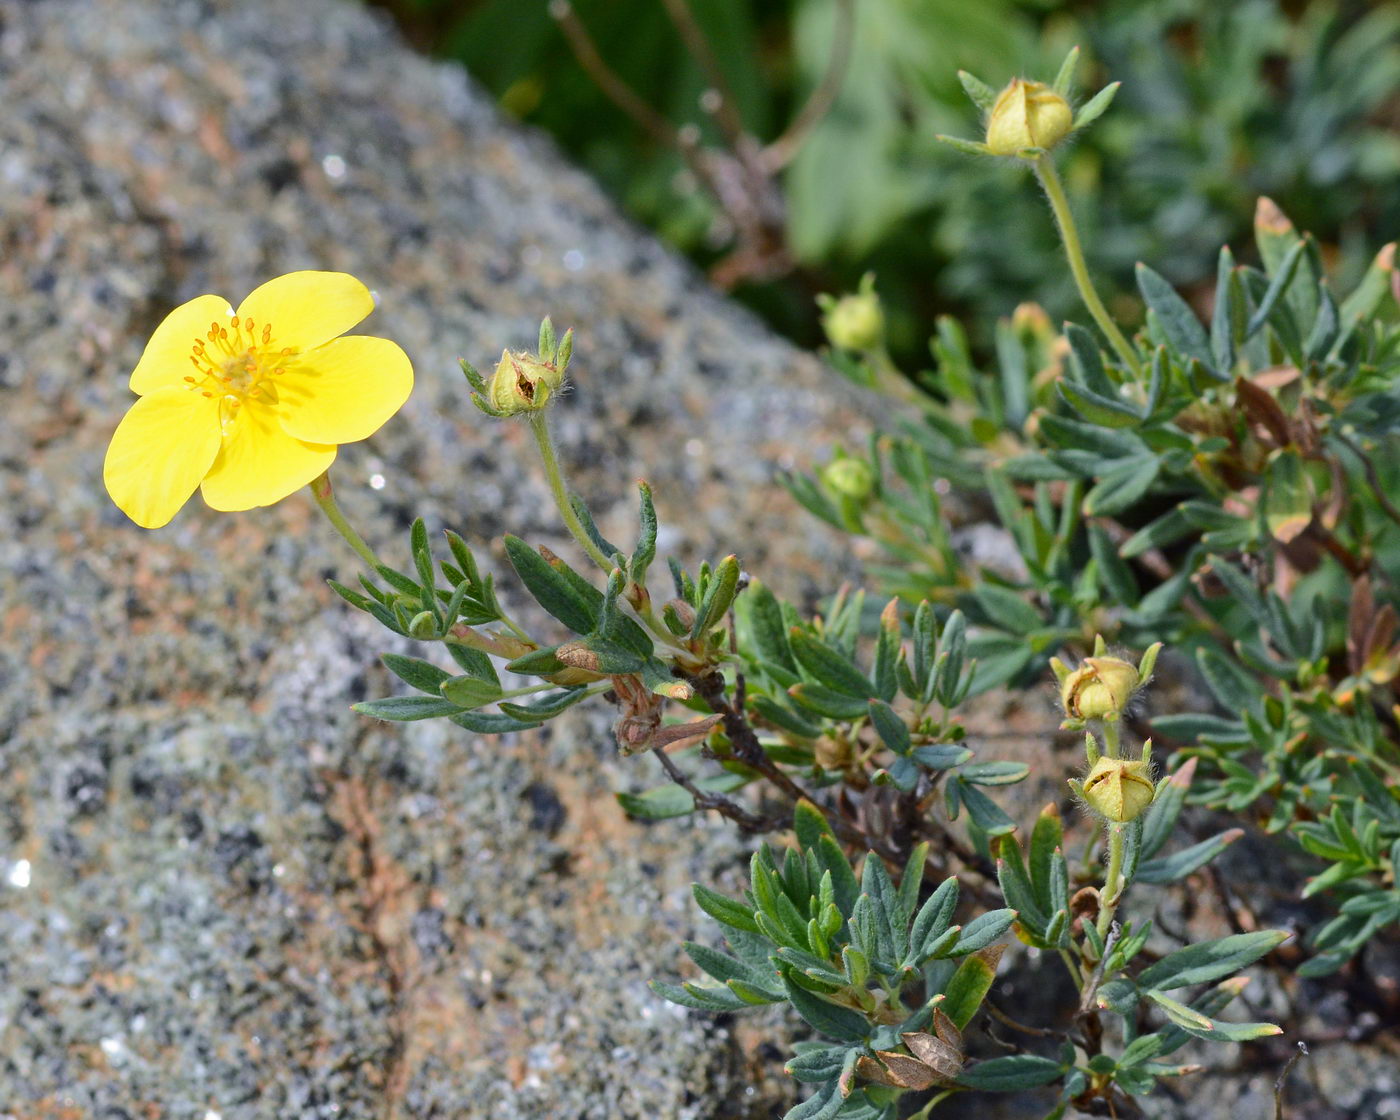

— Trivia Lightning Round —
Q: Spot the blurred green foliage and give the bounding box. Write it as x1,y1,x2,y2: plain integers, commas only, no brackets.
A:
379,0,1400,357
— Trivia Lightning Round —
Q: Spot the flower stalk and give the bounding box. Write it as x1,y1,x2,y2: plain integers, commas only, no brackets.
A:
310,471,380,569
527,411,615,574
1034,154,1141,378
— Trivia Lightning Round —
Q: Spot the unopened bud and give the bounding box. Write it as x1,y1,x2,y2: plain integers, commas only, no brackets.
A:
819,275,884,352
488,349,564,415
407,610,438,639
822,457,875,501
1081,756,1155,822
985,79,1072,156
1060,656,1140,722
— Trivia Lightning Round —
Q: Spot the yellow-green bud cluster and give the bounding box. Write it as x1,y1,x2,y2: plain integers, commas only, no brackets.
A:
1059,656,1140,722
462,315,574,419
488,349,564,415
822,457,876,501
1081,755,1155,823
817,273,884,353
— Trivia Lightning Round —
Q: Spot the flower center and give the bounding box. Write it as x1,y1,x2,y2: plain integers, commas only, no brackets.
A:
183,316,294,431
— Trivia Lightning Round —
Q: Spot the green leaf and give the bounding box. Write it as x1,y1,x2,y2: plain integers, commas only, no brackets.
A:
693,882,760,935
790,629,876,698
1137,830,1243,884
961,761,1030,786
1057,380,1141,428
1137,263,1213,373
941,948,1002,1029
972,585,1043,635
616,785,696,820
503,535,599,634
1146,990,1282,1043
449,710,541,734
439,675,505,709
752,695,822,738
648,979,747,1013
1211,245,1238,374
1083,456,1160,517
957,69,998,111
785,1043,857,1084
1072,81,1120,131
1137,931,1289,991
446,634,500,680
380,653,453,694
1141,760,1194,859
1052,46,1079,96
568,492,621,561
353,695,463,721
784,1077,844,1120
867,700,911,756
692,554,743,639
912,744,973,769
629,481,658,583
957,1054,1066,1090
1195,647,1262,713
950,909,1016,955
1089,523,1139,607
908,878,959,964
504,645,569,677
745,579,798,674
955,780,1017,837
1245,238,1307,339
790,683,869,720
782,973,872,1042
498,687,589,721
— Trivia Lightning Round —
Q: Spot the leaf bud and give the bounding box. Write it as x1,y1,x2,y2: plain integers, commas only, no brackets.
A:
1080,756,1155,822
985,79,1072,156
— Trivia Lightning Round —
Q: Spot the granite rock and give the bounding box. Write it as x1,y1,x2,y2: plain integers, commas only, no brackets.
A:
0,0,867,1115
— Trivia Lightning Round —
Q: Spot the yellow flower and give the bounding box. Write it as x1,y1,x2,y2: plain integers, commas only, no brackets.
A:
104,271,413,528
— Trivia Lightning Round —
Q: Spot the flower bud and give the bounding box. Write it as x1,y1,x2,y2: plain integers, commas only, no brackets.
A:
1059,656,1140,722
822,457,875,501
1081,756,1155,822
819,277,884,352
985,79,1072,156
487,349,564,415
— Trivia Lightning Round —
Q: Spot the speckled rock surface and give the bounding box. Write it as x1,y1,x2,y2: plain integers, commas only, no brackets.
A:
0,0,869,1115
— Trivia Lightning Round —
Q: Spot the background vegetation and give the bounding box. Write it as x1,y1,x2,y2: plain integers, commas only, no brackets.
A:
378,0,1399,361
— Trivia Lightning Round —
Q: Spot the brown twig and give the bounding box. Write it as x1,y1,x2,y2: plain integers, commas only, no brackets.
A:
659,0,747,146
763,0,855,171
549,0,680,147
652,744,787,833
1274,1041,1309,1120
1334,430,1400,532
985,1000,1072,1042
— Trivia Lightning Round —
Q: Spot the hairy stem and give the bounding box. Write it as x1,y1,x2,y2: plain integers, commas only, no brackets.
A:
1035,154,1141,378
310,471,380,569
527,412,615,573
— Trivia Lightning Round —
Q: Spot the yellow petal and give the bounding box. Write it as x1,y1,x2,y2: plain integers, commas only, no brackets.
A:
236,271,375,354
104,388,223,528
275,335,414,445
199,400,336,512
130,294,237,395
